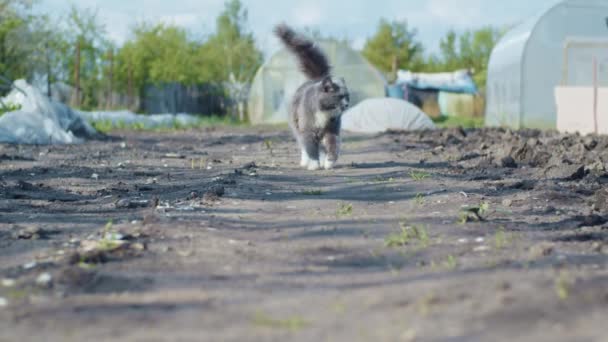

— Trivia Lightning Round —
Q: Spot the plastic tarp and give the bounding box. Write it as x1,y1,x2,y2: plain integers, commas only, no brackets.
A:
0,79,203,145
342,98,436,133
78,111,200,129
0,79,99,144
397,69,478,94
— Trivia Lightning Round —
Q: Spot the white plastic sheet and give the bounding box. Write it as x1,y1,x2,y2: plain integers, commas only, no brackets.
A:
0,79,98,144
342,98,436,133
78,110,200,129
0,79,202,145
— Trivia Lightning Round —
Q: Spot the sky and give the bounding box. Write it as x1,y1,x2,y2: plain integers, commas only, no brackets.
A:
37,0,560,58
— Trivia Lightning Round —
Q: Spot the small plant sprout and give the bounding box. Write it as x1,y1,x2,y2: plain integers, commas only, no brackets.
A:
385,222,430,248
251,312,309,331
409,170,431,181
494,226,512,249
414,193,425,205
555,271,572,300
459,201,491,224
444,255,458,270
337,203,353,217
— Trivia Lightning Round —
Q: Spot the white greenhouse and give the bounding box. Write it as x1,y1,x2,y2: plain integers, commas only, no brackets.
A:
485,0,608,129
247,40,386,125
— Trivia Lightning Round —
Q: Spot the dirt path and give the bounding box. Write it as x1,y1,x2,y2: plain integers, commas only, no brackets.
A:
1,126,607,342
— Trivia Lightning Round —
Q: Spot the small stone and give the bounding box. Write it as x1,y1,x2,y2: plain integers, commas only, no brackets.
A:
529,242,555,259
120,142,127,149
474,246,490,252
115,198,150,209
80,240,101,252
130,243,146,251
500,156,518,168
243,162,257,169
103,232,126,241
502,199,513,207
91,173,99,180
12,226,43,240
0,298,7,307
36,273,53,288
542,164,586,181
23,261,37,270
592,242,606,254
164,153,185,159
1,279,16,287
203,185,225,203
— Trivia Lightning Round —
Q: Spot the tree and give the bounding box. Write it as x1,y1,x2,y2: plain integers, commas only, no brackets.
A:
362,19,423,81
201,0,262,120
63,5,108,109
434,27,502,88
0,0,34,84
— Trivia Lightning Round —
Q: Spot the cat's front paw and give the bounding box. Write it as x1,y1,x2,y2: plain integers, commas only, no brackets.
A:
307,160,321,171
323,160,335,170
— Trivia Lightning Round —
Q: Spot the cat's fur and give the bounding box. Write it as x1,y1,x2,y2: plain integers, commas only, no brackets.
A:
274,23,350,170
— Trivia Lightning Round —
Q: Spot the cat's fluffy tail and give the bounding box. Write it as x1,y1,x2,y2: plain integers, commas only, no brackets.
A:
274,23,330,80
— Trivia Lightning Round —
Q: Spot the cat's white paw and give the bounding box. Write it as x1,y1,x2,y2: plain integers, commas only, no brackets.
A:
300,151,310,167
319,151,327,168
307,160,321,171
324,159,335,170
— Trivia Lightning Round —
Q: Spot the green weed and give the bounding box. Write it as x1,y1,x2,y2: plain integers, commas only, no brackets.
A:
385,222,429,248
336,203,353,217
409,171,431,181
252,312,309,331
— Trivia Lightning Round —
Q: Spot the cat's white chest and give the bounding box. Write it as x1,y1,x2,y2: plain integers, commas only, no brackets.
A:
314,111,330,128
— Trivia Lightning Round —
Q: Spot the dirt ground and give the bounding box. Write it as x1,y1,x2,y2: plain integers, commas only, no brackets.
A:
0,125,607,342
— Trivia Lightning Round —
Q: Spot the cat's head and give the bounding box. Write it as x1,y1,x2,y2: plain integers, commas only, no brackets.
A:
317,76,350,113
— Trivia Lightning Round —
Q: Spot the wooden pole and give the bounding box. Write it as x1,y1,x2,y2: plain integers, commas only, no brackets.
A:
108,49,114,109
74,40,81,107
593,56,598,135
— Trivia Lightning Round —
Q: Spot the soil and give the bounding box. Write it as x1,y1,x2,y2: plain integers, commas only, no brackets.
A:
0,126,607,342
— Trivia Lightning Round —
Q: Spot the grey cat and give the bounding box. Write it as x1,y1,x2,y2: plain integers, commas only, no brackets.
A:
274,24,350,170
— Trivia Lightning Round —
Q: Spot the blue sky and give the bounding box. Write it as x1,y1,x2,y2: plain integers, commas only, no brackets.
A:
37,0,559,57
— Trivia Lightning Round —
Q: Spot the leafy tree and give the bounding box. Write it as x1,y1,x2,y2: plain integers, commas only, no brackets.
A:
362,19,423,81
63,5,109,109
0,0,34,83
202,0,262,84
201,0,262,120
433,27,503,88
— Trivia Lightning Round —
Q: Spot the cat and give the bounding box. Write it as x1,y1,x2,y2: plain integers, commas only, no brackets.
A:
274,23,350,170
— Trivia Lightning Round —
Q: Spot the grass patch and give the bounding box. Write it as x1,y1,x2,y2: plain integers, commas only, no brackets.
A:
252,312,309,331
432,115,485,129
90,115,241,133
459,202,490,224
385,222,429,248
443,255,458,270
494,227,513,250
336,203,353,217
373,176,395,183
409,170,431,181
555,271,572,300
414,193,425,205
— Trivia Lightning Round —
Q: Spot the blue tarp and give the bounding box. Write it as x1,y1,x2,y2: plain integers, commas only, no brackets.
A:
396,69,478,94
